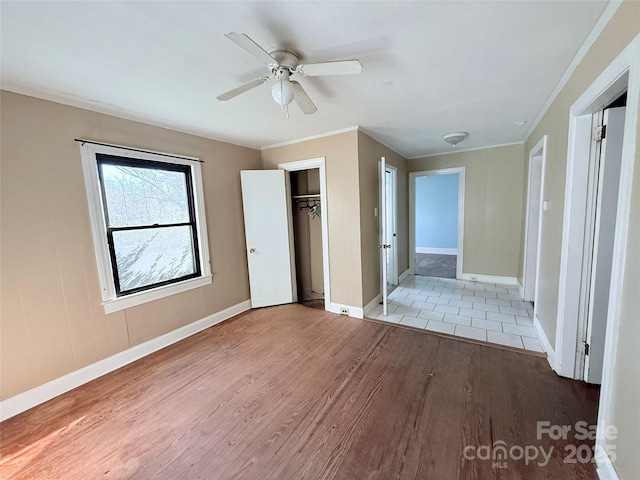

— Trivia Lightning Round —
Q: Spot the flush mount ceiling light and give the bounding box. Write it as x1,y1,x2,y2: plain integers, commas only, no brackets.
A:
443,132,468,147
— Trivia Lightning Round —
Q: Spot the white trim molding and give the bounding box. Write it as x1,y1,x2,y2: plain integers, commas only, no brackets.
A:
522,135,548,303
0,300,251,421
416,247,457,255
364,294,382,317
399,268,411,284
533,314,556,371
262,126,358,150
329,302,364,319
458,273,519,286
408,141,524,160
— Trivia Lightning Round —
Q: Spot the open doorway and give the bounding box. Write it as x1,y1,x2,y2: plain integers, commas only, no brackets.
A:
580,96,626,384
409,168,465,279
290,169,325,309
522,135,547,303
278,158,332,312
555,71,630,383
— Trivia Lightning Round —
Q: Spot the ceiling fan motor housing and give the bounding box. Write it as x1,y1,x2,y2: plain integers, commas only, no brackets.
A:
269,50,299,72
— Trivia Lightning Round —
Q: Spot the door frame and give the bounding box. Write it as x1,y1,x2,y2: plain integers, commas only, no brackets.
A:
522,135,547,303
385,163,399,286
409,167,465,279
553,36,638,476
554,37,637,380
278,157,331,311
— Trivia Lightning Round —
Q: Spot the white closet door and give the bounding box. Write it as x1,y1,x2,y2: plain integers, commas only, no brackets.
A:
240,170,296,308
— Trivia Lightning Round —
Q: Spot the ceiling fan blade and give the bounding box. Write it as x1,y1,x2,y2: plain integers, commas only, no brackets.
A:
291,81,317,115
216,77,269,101
296,60,362,77
225,32,277,65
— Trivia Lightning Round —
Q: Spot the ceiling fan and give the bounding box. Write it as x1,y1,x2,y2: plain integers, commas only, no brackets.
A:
217,33,363,115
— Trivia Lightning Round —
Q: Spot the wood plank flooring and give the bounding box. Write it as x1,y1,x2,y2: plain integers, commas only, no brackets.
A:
0,304,599,479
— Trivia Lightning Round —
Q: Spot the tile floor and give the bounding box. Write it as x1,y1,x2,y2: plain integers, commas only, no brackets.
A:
369,275,544,353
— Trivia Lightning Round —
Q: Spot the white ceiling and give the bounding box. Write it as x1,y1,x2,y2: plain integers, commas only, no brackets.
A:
1,1,609,158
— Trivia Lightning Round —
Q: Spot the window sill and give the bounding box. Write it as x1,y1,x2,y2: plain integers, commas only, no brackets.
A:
103,275,212,314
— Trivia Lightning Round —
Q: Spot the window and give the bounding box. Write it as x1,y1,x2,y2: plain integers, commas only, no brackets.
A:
80,142,211,313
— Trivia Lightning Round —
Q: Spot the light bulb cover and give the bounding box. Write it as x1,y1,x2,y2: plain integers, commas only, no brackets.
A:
442,132,468,146
272,74,295,106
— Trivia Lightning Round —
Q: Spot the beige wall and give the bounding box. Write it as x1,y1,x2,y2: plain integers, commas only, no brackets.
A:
261,130,363,307
262,130,409,309
357,131,409,306
523,2,639,477
0,91,261,401
409,144,525,278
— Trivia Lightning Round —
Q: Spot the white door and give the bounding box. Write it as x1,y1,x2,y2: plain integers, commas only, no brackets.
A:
240,170,297,308
385,167,398,286
379,157,389,315
584,106,625,384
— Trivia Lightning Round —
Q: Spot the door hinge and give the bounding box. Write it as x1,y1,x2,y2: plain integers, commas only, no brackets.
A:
593,125,606,142
584,342,590,356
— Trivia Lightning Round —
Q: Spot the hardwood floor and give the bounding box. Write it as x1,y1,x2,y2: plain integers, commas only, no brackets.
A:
0,304,599,479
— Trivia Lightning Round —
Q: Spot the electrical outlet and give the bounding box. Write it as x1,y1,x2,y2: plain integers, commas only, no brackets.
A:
470,275,478,282
340,307,349,315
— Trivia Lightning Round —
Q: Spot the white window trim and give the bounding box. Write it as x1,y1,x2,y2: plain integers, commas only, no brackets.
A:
79,141,211,314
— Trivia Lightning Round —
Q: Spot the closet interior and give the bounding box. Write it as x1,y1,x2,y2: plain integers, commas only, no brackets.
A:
290,169,324,309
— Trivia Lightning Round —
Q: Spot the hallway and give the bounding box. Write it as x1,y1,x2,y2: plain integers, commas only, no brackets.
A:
370,275,543,352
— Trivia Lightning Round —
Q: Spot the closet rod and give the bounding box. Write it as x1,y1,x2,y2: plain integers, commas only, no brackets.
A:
292,194,321,199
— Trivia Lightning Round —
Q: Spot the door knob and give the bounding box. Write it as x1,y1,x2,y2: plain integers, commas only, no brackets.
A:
249,248,256,253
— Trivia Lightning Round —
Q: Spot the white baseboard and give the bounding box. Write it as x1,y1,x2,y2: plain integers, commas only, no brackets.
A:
364,294,382,317
533,313,556,371
416,247,457,255
518,280,525,299
596,459,620,480
399,268,410,283
459,273,519,286
0,300,252,421
329,302,363,319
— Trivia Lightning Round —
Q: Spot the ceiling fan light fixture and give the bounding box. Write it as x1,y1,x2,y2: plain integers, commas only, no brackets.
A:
443,132,468,147
271,70,295,107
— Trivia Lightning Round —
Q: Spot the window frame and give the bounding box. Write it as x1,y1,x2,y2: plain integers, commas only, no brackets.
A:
80,142,211,314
